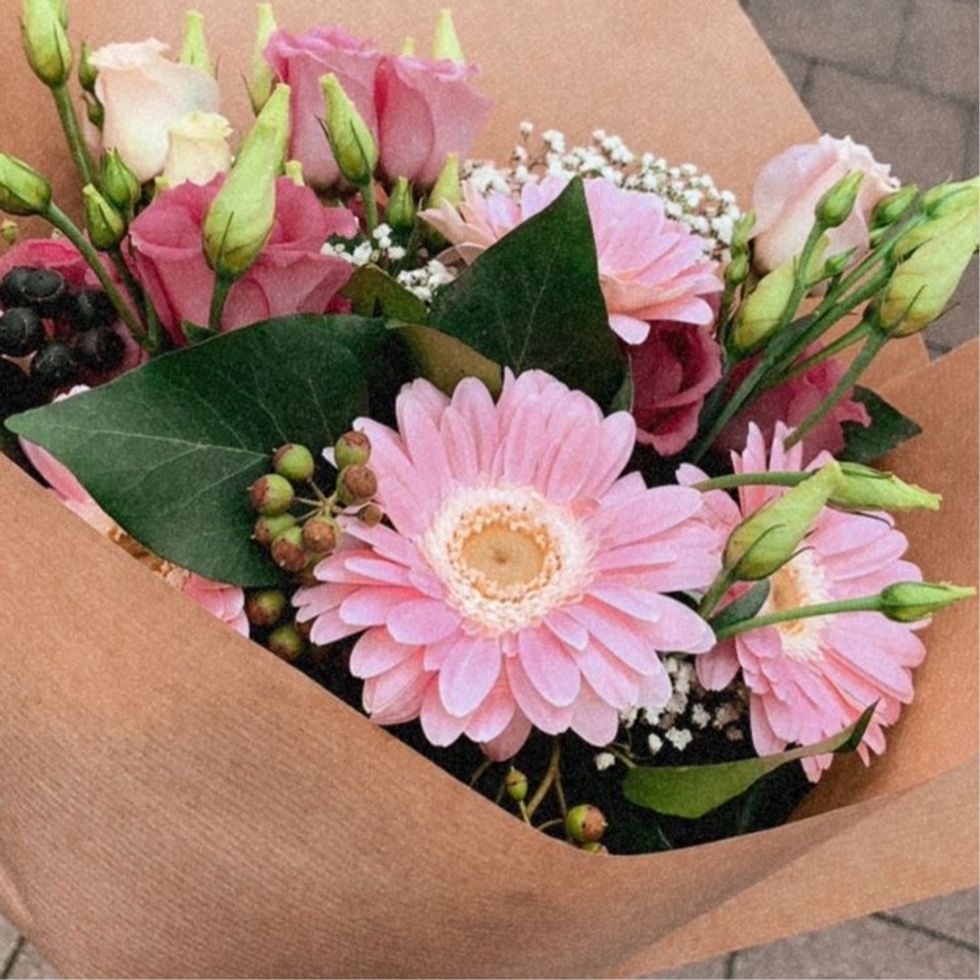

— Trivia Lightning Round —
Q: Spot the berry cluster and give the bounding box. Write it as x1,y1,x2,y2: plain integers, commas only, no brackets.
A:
0,266,125,407
245,432,381,662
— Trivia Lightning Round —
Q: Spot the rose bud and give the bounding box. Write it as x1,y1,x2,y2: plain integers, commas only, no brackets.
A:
267,623,306,662
504,768,528,803
21,0,73,88
334,430,371,469
386,176,416,233
337,463,378,506
879,582,976,623
814,170,864,229
320,73,378,188
270,525,308,573
247,3,277,114
0,154,52,217
245,589,287,628
249,473,295,515
273,442,315,483
564,804,607,844
83,185,127,251
253,512,296,546
302,515,339,554
179,9,214,76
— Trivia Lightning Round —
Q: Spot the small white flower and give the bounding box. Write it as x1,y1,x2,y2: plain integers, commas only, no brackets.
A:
387,245,406,261
665,727,693,751
665,690,688,716
647,733,664,755
691,704,711,729
620,705,639,729
541,128,566,152
594,752,617,771
519,120,534,137
725,727,745,743
351,241,373,266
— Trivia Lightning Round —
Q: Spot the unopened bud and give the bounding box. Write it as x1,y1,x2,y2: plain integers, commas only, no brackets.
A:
82,184,126,250
320,73,378,187
427,152,461,210
358,502,384,527
302,515,339,554
21,0,72,87
78,41,98,94
504,768,527,802
822,248,857,279
921,177,979,218
334,430,371,469
267,623,306,661
730,259,795,353
401,36,416,56
284,160,304,186
724,460,842,580
432,8,465,63
245,589,287,627
725,252,749,288
565,804,607,844
731,211,755,254
879,581,975,623
337,464,378,506
1,220,18,245
0,154,52,216
253,512,296,546
870,185,919,230
248,3,278,114
85,95,104,129
273,442,315,483
386,176,416,232
101,149,141,212
180,10,214,75
249,473,295,515
815,170,864,228
269,525,307,573
832,463,941,512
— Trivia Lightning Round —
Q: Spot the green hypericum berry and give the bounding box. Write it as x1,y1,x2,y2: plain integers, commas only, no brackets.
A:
357,502,384,527
253,512,296,547
564,804,607,844
504,768,528,803
245,589,288,628
267,623,305,662
334,430,371,469
580,841,608,854
337,463,378,506
270,525,307,573
302,515,339,554
273,442,315,483
249,473,295,515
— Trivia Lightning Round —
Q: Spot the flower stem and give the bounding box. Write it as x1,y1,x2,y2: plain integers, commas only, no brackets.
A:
43,203,147,347
525,737,562,819
772,319,873,387
208,272,234,333
468,756,494,788
714,594,884,640
360,180,379,236
52,83,97,189
698,566,739,619
693,471,810,493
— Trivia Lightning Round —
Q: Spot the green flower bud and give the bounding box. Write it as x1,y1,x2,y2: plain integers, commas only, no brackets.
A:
82,184,126,251
724,460,842,580
21,0,72,87
815,170,864,229
564,804,607,844
245,589,287,628
249,473,295,515
78,40,98,93
203,84,290,280
724,252,749,288
357,502,384,527
284,160,304,187
1,220,19,246
730,259,795,353
334,430,371,469
921,177,979,218
0,154,51,216
386,176,416,233
879,581,975,623
248,3,278,114
504,768,528,802
427,152,461,211
337,464,378,506
580,841,608,854
401,36,416,57
832,463,941,512
822,248,857,280
270,525,307,573
432,8,465,63
890,208,964,262
731,211,755,254
85,95,104,129
180,9,213,76
877,207,978,337
870,185,918,230
253,512,296,547
267,623,306,661
272,442,315,483
302,515,340,555
101,149,141,213
320,73,378,187
48,0,67,27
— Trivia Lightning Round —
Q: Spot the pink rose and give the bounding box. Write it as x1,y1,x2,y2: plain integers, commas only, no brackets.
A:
631,322,723,456
752,134,899,273
716,343,871,458
265,28,382,190
128,176,358,343
375,55,491,188
89,40,220,183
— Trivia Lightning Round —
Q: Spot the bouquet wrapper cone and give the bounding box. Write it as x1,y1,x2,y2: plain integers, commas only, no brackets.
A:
0,2,976,976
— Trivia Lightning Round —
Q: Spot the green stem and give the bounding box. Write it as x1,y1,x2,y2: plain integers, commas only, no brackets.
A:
52,83,97,188
698,566,739,619
525,737,562,819
783,331,888,449
208,273,234,333
469,756,494,788
44,203,146,346
772,320,873,387
361,180,379,236
714,594,884,640
693,471,810,493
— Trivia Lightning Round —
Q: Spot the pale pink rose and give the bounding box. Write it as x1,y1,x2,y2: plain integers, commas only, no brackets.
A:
375,55,491,188
162,111,233,187
294,371,717,757
265,27,382,190
752,134,899,273
679,422,926,781
715,342,870,458
128,176,358,343
631,321,723,457
421,176,722,344
90,39,220,183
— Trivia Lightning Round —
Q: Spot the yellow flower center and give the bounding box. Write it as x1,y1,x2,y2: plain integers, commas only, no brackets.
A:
760,549,832,662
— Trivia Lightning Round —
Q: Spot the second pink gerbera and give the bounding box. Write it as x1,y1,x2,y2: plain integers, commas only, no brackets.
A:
294,370,718,758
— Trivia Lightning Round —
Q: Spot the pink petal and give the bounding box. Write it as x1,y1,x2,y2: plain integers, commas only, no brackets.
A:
339,586,417,627
386,598,461,645
518,627,581,708
349,628,416,678
464,678,517,743
419,681,469,746
569,680,621,746
505,656,574,734
481,710,533,761
697,640,741,690
438,635,503,717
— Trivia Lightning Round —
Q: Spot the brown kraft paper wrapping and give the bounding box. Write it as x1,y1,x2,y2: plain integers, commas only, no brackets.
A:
0,2,976,976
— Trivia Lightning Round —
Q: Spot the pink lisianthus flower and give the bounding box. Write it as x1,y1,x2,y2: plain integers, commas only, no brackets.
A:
715,343,871,458
264,27,382,191
631,321,722,456
375,55,491,188
420,176,722,345
679,422,926,781
128,176,357,343
19,390,248,638
752,134,899,274
294,371,718,758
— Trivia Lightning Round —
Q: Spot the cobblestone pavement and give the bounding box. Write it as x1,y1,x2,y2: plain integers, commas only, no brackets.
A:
1,1,977,978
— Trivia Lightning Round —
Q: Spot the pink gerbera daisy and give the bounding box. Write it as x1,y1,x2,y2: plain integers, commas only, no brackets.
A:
679,422,926,781
294,371,718,758
420,175,722,345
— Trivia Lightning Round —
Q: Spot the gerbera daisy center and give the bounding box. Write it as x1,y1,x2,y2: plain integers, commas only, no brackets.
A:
761,549,833,662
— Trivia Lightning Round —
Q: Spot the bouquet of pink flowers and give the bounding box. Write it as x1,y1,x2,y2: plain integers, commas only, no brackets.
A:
1,0,976,863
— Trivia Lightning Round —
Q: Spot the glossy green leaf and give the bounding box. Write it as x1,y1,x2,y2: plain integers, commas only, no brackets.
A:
708,580,771,633
342,263,428,323
623,703,876,819
7,316,379,586
839,386,922,464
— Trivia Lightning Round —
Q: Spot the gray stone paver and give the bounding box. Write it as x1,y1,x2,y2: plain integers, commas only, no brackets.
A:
0,916,19,972
885,888,980,949
4,943,57,980
899,0,980,101
650,953,731,978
